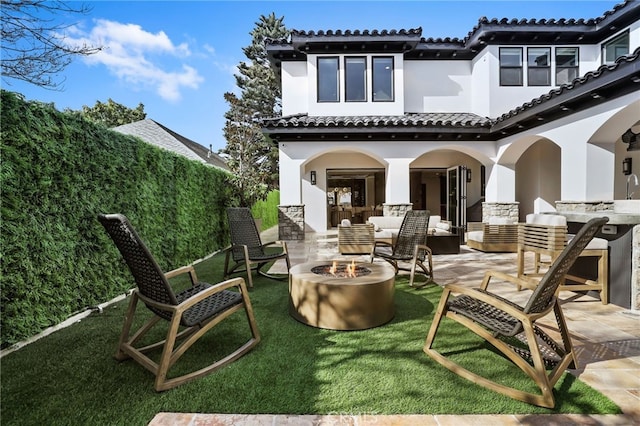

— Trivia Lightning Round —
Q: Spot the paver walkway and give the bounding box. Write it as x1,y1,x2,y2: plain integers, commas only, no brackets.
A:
150,229,640,426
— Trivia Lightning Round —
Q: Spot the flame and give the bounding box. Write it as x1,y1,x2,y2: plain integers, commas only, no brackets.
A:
329,260,337,275
347,259,356,278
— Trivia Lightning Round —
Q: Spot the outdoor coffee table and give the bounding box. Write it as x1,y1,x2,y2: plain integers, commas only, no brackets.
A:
288,261,395,330
427,228,463,254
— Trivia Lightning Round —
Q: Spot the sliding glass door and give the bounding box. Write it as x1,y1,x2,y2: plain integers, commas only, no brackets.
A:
446,166,467,229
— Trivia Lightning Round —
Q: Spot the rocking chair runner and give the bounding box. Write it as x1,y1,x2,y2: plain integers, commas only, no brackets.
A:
224,207,291,288
424,217,608,408
98,214,260,391
371,210,433,288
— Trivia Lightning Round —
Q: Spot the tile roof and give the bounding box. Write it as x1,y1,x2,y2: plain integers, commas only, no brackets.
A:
494,46,640,126
264,47,640,140
263,112,490,129
113,119,228,170
291,28,422,37
266,1,638,61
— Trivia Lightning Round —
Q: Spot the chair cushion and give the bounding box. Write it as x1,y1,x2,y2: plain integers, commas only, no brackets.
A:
487,216,515,225
568,234,608,250
341,219,351,227
526,214,567,226
368,216,404,230
428,215,442,229
467,230,483,242
435,222,451,232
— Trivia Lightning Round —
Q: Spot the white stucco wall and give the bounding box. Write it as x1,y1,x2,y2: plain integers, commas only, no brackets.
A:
404,60,472,112
281,62,308,116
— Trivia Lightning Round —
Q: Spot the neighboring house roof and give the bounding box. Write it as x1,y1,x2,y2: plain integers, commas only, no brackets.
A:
263,47,640,142
113,119,229,170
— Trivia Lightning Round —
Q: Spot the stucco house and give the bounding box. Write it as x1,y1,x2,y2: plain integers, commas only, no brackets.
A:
263,0,639,238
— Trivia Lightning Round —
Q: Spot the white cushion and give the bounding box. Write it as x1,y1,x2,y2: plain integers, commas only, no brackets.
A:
435,222,451,232
428,215,441,229
367,216,404,230
374,229,396,240
340,219,351,227
467,230,484,242
487,216,514,225
568,235,608,250
526,214,566,226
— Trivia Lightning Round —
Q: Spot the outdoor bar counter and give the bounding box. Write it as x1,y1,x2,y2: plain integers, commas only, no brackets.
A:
553,201,640,310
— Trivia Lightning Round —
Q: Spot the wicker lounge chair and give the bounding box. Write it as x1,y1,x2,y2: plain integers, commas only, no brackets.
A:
371,210,433,288
224,207,290,288
98,213,260,391
424,217,608,408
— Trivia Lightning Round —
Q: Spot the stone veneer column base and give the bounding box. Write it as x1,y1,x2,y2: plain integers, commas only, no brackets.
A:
555,200,615,213
481,202,519,222
278,205,305,241
383,203,413,217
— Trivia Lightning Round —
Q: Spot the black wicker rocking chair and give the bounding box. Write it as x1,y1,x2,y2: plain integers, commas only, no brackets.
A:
98,213,260,391
371,210,433,288
424,217,608,408
224,207,290,288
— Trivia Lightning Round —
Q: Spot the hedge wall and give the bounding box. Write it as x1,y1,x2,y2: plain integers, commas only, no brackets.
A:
0,90,236,348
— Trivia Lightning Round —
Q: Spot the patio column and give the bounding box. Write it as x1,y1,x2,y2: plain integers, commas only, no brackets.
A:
485,163,516,202
279,149,303,204
385,158,411,204
278,147,305,240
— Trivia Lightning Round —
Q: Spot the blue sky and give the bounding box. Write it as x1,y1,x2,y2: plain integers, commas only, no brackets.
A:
4,0,622,152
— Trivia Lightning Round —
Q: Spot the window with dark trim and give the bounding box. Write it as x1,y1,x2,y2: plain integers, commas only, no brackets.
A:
345,57,366,102
602,31,629,64
499,47,523,86
555,47,579,85
372,56,393,101
527,47,551,86
317,57,339,102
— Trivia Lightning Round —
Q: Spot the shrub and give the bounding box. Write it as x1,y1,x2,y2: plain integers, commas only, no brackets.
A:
0,90,235,348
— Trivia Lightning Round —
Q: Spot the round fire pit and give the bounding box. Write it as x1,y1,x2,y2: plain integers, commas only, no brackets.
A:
288,261,395,330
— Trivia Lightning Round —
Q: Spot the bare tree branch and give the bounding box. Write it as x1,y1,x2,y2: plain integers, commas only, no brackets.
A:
1,0,102,89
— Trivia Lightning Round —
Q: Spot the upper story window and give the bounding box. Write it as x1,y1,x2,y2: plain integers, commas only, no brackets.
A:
372,57,394,101
317,57,339,102
345,57,366,102
602,31,629,64
556,47,579,85
499,47,523,86
527,47,551,86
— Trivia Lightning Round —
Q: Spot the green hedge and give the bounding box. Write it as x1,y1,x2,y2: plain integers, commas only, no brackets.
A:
251,190,280,230
0,90,238,348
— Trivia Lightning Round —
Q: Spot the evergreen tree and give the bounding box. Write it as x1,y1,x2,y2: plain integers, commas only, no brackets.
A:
78,98,146,127
221,13,288,207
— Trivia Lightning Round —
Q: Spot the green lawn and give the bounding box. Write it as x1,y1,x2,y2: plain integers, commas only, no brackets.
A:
1,253,620,425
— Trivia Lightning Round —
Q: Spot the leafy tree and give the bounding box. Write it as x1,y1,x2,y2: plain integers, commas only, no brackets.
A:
79,98,146,127
1,0,102,89
221,13,288,207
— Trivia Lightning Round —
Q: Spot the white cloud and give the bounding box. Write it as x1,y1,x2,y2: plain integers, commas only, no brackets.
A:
68,19,202,101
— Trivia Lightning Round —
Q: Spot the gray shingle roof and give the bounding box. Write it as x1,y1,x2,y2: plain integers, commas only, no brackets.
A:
112,119,228,170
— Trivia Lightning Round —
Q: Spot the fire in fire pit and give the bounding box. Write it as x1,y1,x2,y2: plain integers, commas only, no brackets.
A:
311,260,372,278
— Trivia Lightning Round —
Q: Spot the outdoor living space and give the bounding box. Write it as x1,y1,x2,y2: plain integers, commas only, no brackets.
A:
214,227,640,425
